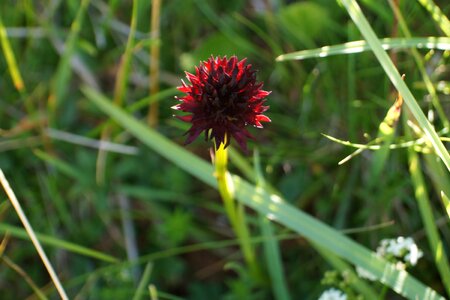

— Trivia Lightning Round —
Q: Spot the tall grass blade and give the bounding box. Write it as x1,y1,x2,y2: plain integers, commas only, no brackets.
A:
0,170,69,300
83,86,445,300
147,0,162,126
276,37,450,61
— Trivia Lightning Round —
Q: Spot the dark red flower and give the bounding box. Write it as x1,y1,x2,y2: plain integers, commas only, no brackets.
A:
172,56,271,151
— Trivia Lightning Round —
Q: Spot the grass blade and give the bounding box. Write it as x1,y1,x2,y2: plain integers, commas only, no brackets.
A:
147,0,162,126
0,223,119,263
97,0,140,184
0,169,69,300
441,191,450,219
1,255,48,300
83,86,445,299
50,0,91,123
132,263,153,300
276,37,450,61
0,14,25,92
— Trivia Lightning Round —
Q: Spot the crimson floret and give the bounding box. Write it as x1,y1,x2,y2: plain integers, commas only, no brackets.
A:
172,56,271,151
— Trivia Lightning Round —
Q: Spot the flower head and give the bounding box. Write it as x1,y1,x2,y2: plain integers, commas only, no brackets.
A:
172,56,271,151
376,236,423,267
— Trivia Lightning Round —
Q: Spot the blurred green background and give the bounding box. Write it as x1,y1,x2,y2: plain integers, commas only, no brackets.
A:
0,0,449,299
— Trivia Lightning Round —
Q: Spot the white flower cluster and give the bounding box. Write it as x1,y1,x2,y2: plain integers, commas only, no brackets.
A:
318,288,347,300
356,236,423,281
377,236,423,266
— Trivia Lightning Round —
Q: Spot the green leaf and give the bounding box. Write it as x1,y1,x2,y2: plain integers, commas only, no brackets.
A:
0,223,119,263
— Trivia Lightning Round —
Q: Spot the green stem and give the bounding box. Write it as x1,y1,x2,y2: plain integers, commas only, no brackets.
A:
215,143,261,282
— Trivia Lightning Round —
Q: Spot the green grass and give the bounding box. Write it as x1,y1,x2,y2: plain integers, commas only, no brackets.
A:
0,0,449,299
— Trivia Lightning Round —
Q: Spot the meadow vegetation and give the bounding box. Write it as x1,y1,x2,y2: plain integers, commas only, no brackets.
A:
0,0,449,299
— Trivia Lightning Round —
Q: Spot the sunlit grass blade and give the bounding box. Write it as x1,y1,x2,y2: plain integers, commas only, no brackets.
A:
149,284,159,300
1,255,48,300
83,86,445,299
147,0,161,126
417,0,450,37
275,37,450,61
0,14,25,92
339,0,450,172
0,223,119,263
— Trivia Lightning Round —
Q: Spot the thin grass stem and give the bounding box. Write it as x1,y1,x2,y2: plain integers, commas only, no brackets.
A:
0,169,69,300
147,0,162,126
1,255,48,300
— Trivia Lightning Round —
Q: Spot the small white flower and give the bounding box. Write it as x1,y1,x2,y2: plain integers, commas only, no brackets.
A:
356,266,377,281
318,288,347,300
376,236,423,266
405,242,423,266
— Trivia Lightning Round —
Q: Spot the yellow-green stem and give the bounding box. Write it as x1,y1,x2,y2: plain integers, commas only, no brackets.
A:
147,0,162,127
214,143,261,281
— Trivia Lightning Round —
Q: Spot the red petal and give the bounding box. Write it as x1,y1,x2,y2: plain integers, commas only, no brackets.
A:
254,90,271,99
175,115,192,122
256,115,271,123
